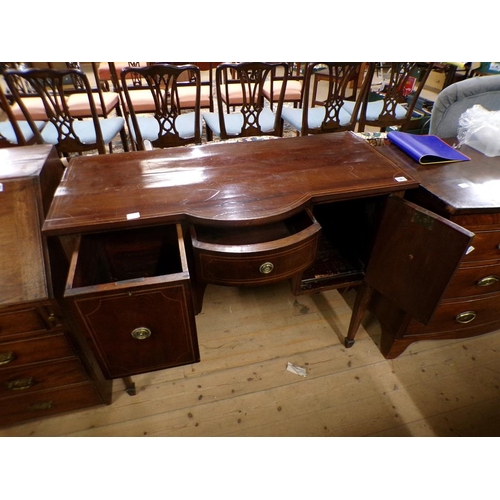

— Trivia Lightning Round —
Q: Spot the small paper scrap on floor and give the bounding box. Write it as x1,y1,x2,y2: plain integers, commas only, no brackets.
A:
286,362,307,377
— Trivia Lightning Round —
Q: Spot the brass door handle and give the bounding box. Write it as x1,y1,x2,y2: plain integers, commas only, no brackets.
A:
131,327,152,340
477,275,499,287
259,262,274,274
0,352,15,366
6,377,34,391
455,311,477,324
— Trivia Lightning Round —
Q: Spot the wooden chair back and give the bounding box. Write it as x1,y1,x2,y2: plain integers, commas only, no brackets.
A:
214,62,288,139
121,63,202,150
0,82,27,147
4,67,109,155
357,62,434,132
299,62,369,135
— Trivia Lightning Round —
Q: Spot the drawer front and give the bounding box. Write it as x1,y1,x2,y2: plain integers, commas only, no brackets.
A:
444,262,500,298
195,234,320,286
462,229,500,263
0,382,104,428
0,334,75,369
405,293,500,337
0,358,88,398
68,283,199,379
0,304,61,340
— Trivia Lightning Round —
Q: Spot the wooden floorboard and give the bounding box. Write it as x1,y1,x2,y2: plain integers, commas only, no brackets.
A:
1,282,500,437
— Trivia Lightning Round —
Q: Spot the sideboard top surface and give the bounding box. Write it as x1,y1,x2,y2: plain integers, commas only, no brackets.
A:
43,133,418,235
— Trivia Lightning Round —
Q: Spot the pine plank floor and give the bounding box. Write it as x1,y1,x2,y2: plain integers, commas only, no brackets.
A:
1,282,500,437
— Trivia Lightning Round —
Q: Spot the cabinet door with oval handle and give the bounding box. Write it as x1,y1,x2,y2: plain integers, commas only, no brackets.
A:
67,281,200,379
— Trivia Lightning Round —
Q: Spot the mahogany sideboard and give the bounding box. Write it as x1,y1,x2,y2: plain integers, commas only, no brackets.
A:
41,133,428,386
0,145,112,428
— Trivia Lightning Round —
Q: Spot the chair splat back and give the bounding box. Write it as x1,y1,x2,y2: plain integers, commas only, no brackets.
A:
207,62,288,140
281,62,368,136
121,63,202,150
356,62,434,132
4,67,124,156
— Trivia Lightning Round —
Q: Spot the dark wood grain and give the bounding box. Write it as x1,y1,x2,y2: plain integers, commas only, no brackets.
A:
43,133,419,235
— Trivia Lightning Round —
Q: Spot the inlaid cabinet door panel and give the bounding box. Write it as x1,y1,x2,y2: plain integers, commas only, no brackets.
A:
365,195,475,325
66,280,199,379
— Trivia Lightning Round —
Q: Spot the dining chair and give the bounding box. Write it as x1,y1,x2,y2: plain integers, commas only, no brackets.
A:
281,62,369,136
3,67,126,156
430,74,500,138
344,62,434,132
204,62,288,140
263,62,305,111
6,64,126,139
0,82,45,147
121,63,202,150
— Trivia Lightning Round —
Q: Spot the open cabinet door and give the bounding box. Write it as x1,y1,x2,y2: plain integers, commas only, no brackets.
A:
346,195,474,346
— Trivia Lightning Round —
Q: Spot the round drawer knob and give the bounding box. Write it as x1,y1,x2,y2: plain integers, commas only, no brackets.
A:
477,275,499,287
259,262,274,274
455,311,477,324
131,327,152,340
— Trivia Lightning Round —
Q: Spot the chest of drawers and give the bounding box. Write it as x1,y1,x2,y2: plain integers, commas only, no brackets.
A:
361,143,500,358
0,146,112,427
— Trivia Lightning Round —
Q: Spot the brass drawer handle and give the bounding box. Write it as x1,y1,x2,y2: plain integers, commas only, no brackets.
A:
6,377,34,391
259,262,274,274
0,352,15,366
28,401,53,412
131,327,152,340
455,311,477,324
477,275,499,287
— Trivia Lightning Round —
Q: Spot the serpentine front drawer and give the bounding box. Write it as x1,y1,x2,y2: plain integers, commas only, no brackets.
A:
190,209,321,287
64,224,200,379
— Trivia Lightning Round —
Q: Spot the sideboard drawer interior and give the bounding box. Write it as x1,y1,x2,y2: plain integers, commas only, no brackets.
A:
191,210,321,286
68,224,187,289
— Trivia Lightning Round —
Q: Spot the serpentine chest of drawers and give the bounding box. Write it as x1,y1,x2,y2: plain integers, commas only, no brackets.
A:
0,146,112,428
361,142,500,358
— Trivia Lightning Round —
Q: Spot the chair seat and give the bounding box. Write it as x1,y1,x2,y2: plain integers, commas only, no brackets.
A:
0,120,45,144
220,83,258,105
282,105,352,131
263,80,302,101
128,113,201,142
177,86,212,109
12,92,120,120
12,97,47,121
68,92,120,117
122,89,155,113
343,99,407,121
41,116,124,145
204,108,276,137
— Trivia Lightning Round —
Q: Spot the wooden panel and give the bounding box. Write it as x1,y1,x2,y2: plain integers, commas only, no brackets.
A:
192,211,321,286
0,178,47,305
0,305,53,340
365,196,474,325
0,382,105,428
0,334,74,368
460,229,500,263
67,284,199,378
43,133,418,236
405,293,500,336
0,358,88,397
443,262,500,298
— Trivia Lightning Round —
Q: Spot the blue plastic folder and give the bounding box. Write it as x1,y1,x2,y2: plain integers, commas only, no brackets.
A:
387,131,470,164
